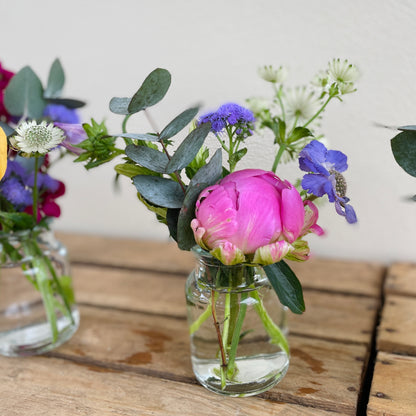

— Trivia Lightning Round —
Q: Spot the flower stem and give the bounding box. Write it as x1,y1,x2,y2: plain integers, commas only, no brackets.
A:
226,291,248,377
272,144,286,173
32,155,39,222
252,290,289,356
211,288,228,389
303,95,333,128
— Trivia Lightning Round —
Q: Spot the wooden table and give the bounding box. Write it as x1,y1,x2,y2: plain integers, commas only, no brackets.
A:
0,233,415,415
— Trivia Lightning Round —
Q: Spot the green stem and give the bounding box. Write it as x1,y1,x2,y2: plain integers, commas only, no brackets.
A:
274,84,286,122
32,156,39,222
303,95,333,129
222,292,231,354
189,303,212,335
226,291,248,377
252,290,289,356
272,144,286,173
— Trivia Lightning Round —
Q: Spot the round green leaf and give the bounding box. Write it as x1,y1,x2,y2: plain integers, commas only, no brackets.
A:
128,68,171,114
109,97,131,115
4,66,45,118
391,131,416,177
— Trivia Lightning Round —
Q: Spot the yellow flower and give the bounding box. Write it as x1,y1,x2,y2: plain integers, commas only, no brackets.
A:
0,127,7,181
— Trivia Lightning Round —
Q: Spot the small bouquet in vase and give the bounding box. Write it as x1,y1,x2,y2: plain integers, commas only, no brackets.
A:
0,58,86,356
75,59,358,395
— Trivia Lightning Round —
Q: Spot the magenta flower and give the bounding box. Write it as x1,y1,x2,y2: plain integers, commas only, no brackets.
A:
191,169,323,265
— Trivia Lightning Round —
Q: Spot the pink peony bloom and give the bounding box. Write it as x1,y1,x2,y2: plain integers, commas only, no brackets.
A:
191,169,323,265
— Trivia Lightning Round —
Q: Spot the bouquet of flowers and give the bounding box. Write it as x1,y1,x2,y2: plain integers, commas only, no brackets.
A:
75,60,358,394
0,59,86,354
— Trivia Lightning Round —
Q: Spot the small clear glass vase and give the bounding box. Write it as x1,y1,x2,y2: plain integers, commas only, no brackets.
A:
185,247,289,397
0,228,79,356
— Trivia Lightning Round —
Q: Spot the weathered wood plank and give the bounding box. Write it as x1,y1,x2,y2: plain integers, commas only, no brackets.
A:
384,263,416,297
58,232,194,274
72,265,379,345
59,232,384,297
367,352,416,416
51,304,366,415
378,295,416,356
0,355,348,416
290,257,384,298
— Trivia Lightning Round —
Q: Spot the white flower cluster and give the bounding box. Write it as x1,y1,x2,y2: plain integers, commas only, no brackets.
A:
10,120,65,155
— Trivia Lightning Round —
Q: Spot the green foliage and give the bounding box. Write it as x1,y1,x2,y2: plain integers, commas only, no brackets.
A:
159,107,199,140
74,119,123,169
44,58,65,98
177,149,223,250
391,129,416,177
132,175,185,209
128,68,171,114
4,66,45,118
186,146,210,179
264,260,305,314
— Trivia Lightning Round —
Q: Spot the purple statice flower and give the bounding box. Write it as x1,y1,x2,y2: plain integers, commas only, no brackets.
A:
299,140,357,224
43,104,80,124
199,103,255,138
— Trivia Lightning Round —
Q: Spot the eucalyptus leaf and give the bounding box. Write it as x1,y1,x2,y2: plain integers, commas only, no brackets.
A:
117,132,159,142
4,66,45,118
159,107,199,140
132,175,184,208
46,97,85,109
109,97,131,115
166,122,211,174
0,122,15,136
166,208,180,242
391,130,416,177
177,149,222,250
264,260,305,314
126,144,168,173
44,58,65,98
398,125,416,132
128,68,171,114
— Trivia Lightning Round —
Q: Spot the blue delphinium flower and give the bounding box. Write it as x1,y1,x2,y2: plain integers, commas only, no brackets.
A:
299,140,357,224
199,103,255,138
43,104,80,124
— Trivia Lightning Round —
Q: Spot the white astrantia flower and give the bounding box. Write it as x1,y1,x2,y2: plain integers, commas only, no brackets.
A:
327,59,359,94
285,87,321,124
258,65,288,84
10,120,65,155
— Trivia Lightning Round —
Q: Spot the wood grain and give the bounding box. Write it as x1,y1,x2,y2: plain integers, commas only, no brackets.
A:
377,295,416,356
59,232,384,297
0,355,346,416
50,304,366,415
367,352,416,416
384,263,416,297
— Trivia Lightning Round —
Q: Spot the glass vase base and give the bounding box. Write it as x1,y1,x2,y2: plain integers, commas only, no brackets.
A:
0,308,80,357
192,351,289,397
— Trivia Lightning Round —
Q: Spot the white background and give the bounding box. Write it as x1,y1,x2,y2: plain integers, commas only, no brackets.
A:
2,0,415,263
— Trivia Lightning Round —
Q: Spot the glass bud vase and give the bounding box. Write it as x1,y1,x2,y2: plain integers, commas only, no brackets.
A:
185,247,289,397
0,228,79,356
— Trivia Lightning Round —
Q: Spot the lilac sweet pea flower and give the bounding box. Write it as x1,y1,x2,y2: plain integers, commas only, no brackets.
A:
43,104,80,124
54,122,87,155
299,140,357,224
191,169,323,265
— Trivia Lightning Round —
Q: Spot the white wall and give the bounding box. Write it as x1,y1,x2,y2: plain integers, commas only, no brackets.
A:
2,0,415,263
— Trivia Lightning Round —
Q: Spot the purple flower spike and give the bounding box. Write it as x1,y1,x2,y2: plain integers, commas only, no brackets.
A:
299,140,357,224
